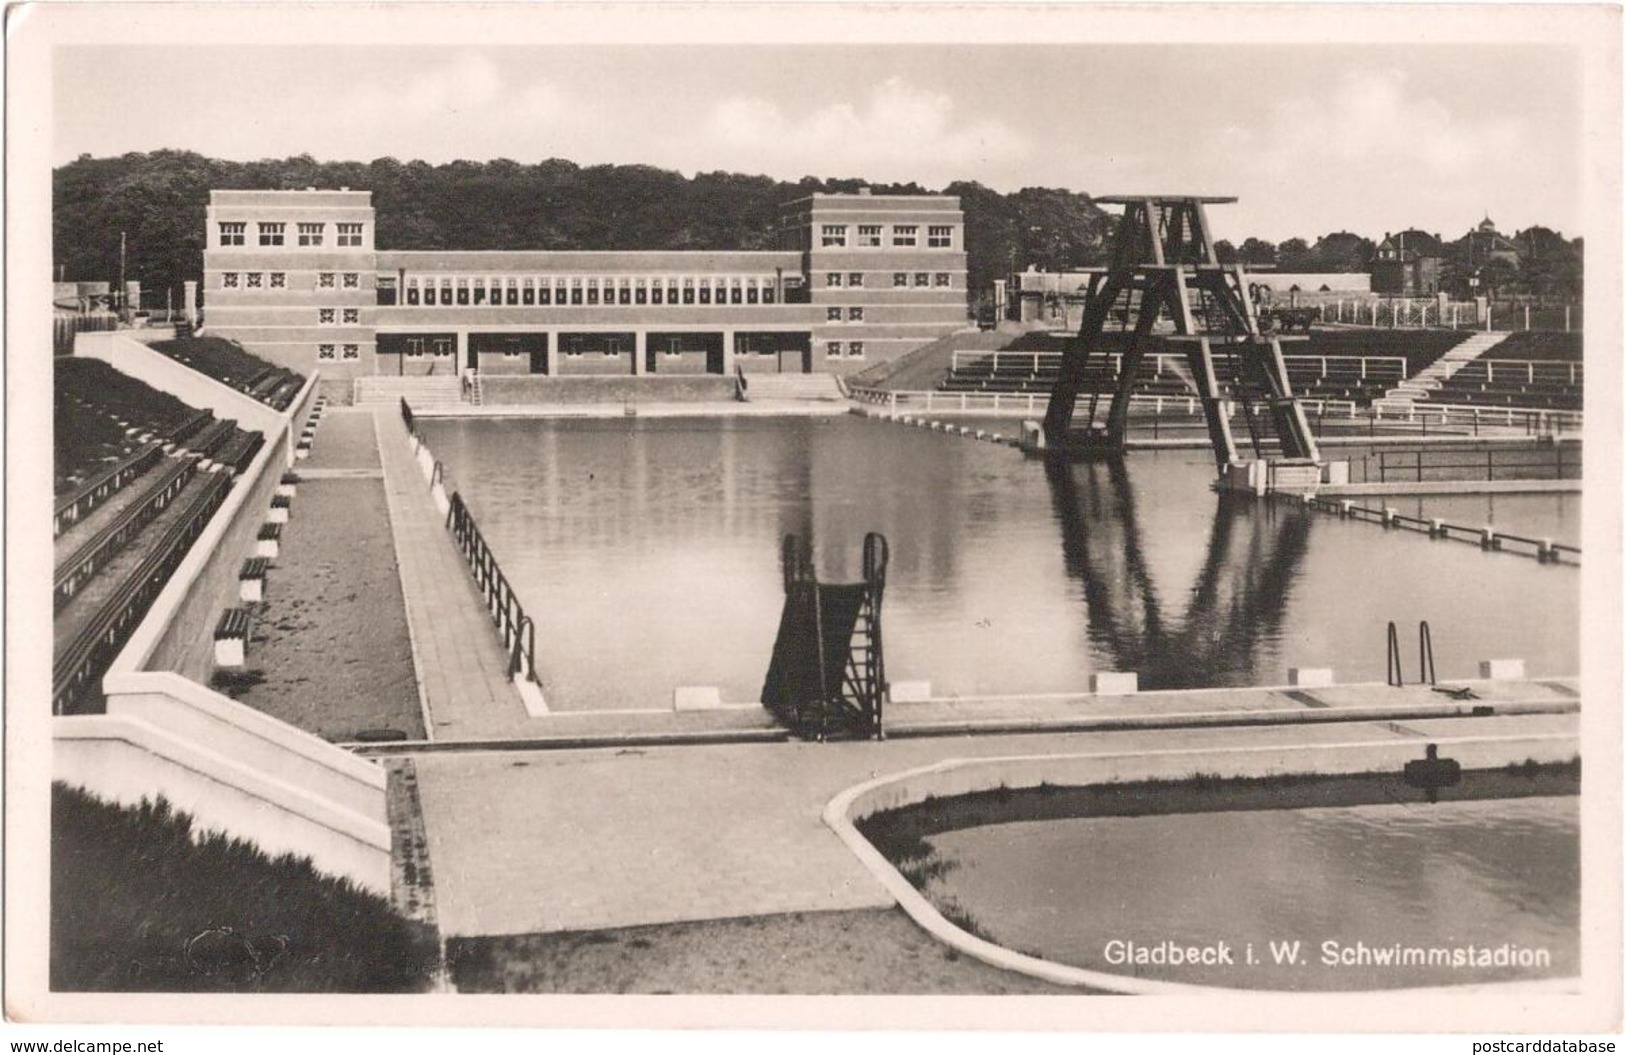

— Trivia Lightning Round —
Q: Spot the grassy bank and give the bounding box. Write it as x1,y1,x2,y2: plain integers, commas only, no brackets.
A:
449,907,1078,994
51,783,437,992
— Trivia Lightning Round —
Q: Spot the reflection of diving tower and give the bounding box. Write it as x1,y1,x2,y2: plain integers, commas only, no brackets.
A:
1045,457,1312,689
1039,196,1322,493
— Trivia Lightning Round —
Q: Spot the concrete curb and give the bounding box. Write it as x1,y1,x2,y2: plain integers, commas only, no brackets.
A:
823,733,1581,996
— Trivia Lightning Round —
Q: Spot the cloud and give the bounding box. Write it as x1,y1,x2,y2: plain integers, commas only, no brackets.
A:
693,77,1028,183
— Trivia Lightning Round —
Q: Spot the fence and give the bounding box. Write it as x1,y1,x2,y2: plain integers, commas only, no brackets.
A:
1344,445,1581,485
445,492,538,685
1319,298,1581,332
948,350,1409,380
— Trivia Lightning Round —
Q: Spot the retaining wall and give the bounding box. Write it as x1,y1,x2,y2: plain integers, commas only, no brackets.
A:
479,375,734,404
54,713,389,894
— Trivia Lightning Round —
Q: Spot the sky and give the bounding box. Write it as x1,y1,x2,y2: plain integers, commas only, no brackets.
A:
54,43,1584,243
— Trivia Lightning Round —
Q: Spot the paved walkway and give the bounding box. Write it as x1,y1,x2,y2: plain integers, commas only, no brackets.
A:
374,409,530,738
411,710,1578,938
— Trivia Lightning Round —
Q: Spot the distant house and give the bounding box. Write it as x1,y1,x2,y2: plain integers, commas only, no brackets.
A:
1455,215,1522,272
1370,229,1446,296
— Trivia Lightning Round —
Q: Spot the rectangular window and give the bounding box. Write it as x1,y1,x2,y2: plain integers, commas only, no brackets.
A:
318,272,336,289
508,280,520,306
318,308,335,324
317,343,336,360
848,273,864,287
683,279,695,305
342,272,359,289
406,280,420,305
297,222,324,247
826,273,843,288
342,308,359,324
893,225,917,247
848,307,864,322
246,272,263,288
537,282,551,306
935,272,951,287
269,272,286,288
928,225,953,248
376,278,395,306
523,278,535,306
858,225,882,247
651,282,664,306
406,338,426,357
699,279,712,305
635,279,648,305
258,222,285,246
341,344,360,360
915,272,930,287
336,223,364,247
619,278,632,306
746,282,759,305
826,341,843,358
848,341,865,359
218,222,246,246
423,284,436,306
473,280,487,305
827,307,843,322
821,224,848,248
570,279,583,306
222,272,239,288
433,338,454,358
586,279,599,306
456,278,470,306
762,283,777,305
893,272,908,287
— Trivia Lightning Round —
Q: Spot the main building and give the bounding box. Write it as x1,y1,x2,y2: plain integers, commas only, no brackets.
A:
202,188,967,378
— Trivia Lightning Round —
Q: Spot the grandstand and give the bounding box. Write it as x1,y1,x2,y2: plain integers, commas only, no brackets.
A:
929,329,1477,408
148,336,306,411
53,357,264,715
1422,332,1584,412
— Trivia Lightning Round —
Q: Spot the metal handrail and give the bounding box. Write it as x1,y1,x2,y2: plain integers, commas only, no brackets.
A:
400,397,416,436
1419,621,1437,686
1386,621,1404,687
444,491,539,686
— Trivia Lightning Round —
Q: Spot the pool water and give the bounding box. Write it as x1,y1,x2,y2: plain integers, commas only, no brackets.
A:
421,416,1579,710
916,795,1578,990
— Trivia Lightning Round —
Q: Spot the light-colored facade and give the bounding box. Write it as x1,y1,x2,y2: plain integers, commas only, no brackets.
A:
202,188,968,378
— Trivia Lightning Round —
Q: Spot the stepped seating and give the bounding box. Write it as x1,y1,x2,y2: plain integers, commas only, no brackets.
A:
148,336,306,411
55,358,206,496
52,357,262,714
1483,332,1583,361
741,373,845,403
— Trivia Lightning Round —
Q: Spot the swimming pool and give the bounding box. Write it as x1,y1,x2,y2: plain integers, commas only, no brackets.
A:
421,416,1580,710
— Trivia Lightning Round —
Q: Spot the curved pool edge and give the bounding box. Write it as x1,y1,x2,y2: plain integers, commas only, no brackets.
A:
822,731,1582,997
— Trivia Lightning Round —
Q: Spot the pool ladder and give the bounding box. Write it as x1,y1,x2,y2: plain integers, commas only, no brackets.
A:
1386,620,1437,688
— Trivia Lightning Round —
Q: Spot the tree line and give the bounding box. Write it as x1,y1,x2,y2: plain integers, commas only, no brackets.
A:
53,151,1581,305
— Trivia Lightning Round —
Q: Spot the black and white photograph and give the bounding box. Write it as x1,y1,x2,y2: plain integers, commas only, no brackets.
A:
5,1,1621,1043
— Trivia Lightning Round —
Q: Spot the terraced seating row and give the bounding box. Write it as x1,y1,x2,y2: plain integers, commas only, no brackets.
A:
55,358,207,495
52,467,234,715
55,456,198,613
1483,332,1583,361
149,336,306,410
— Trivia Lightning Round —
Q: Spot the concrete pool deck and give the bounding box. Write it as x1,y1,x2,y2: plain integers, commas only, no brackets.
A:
351,400,1584,949
404,712,1579,939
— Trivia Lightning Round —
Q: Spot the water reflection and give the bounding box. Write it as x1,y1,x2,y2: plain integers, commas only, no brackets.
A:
1046,457,1311,689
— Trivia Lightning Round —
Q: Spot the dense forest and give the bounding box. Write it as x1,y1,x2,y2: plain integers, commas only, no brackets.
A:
52,151,1114,304
54,151,1583,306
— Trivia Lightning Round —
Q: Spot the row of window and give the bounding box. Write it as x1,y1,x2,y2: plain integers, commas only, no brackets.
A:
316,344,362,361
317,309,363,324
826,271,953,288
826,307,865,323
218,221,365,247
221,271,361,289
825,341,866,359
819,224,954,249
402,275,788,307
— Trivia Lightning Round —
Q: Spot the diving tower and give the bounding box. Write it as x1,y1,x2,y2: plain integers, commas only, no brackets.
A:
1037,195,1323,494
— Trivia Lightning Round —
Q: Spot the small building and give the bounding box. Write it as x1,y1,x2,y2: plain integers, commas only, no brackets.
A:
201,187,968,378
1456,215,1522,272
1370,229,1446,296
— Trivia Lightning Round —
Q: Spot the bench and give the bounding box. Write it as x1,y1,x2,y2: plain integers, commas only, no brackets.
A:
213,603,254,669
239,557,270,602
267,492,292,523
255,521,282,558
